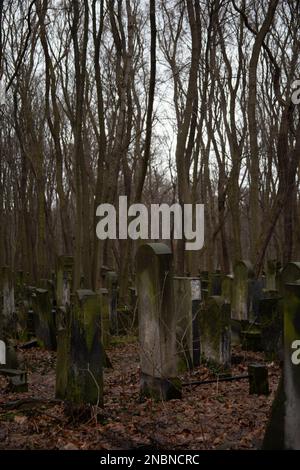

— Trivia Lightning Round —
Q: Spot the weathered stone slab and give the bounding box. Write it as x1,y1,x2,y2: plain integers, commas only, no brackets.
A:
56,290,103,406
136,243,181,401
199,296,231,369
232,260,254,321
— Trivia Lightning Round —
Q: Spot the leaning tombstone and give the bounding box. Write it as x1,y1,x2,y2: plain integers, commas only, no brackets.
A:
173,277,193,372
136,243,181,401
199,296,231,369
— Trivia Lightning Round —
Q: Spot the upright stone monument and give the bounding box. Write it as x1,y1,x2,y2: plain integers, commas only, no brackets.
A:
199,296,231,369
136,243,181,401
191,277,201,367
56,289,103,406
232,260,254,321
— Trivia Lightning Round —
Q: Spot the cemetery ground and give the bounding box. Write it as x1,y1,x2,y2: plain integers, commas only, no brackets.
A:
0,337,280,450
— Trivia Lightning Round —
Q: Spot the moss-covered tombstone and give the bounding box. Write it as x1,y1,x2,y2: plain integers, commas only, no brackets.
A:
57,289,103,407
136,243,181,401
199,296,231,369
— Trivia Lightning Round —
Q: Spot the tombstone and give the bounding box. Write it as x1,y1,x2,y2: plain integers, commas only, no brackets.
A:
199,296,231,369
279,262,300,297
32,288,56,350
106,271,118,334
248,277,266,322
136,243,181,401
173,277,193,372
1,266,16,336
56,289,103,406
259,291,283,360
99,288,110,349
283,281,300,449
56,256,73,308
232,260,254,321
221,274,234,305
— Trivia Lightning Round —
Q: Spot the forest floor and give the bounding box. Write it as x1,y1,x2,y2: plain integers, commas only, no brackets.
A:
0,338,280,450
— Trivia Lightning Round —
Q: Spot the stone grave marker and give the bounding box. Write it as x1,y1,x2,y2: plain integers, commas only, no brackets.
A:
199,296,231,369
56,289,103,406
136,243,181,401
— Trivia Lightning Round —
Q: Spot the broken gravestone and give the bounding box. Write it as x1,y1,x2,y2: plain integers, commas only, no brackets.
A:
136,243,181,401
